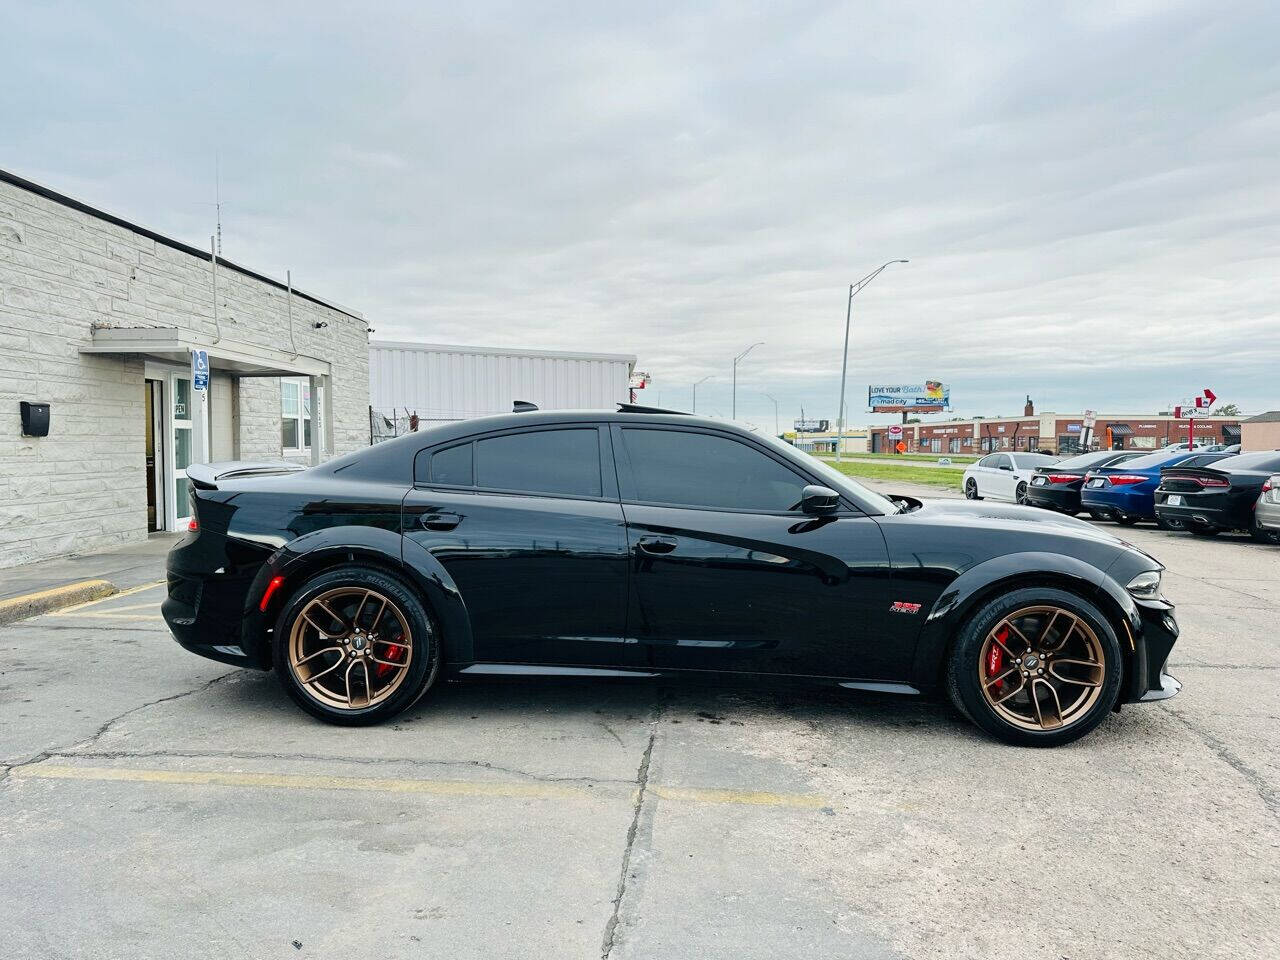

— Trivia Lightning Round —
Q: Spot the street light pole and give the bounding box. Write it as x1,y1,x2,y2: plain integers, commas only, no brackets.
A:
763,393,780,436
835,260,908,462
732,341,764,420
692,376,710,414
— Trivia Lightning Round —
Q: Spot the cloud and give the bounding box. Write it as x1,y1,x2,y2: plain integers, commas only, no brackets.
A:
2,0,1277,428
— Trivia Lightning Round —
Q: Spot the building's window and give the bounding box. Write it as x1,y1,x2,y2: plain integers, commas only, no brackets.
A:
282,379,312,451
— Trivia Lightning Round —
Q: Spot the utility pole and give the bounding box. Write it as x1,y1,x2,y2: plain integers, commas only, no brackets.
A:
692,376,710,414
732,342,764,419
835,260,908,462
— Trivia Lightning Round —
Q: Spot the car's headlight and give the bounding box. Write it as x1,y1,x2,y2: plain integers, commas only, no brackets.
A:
1126,570,1162,600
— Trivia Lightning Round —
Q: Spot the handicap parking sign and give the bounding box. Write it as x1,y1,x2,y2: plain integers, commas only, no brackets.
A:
192,349,209,392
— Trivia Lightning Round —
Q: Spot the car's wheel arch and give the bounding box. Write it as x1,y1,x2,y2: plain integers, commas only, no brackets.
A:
241,525,473,669
909,552,1137,698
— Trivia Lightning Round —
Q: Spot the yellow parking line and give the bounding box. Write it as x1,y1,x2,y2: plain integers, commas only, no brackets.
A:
13,764,828,808
51,580,166,616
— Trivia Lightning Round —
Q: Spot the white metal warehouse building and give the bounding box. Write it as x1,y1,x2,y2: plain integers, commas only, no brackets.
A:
368,341,636,438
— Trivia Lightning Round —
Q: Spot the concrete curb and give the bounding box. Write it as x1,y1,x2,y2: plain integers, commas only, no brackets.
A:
0,579,117,625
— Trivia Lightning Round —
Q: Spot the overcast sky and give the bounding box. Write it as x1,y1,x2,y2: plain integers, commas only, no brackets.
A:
4,1,1277,429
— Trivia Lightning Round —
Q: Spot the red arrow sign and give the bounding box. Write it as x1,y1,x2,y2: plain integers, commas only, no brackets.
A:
1202,387,1216,406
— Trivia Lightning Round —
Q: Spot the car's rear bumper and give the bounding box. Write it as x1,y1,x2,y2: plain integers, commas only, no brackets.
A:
163,534,266,669
1025,484,1080,512
1081,487,1155,519
1255,499,1280,531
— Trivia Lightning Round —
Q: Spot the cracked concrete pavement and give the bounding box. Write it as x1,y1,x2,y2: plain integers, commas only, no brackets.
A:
1,483,1276,959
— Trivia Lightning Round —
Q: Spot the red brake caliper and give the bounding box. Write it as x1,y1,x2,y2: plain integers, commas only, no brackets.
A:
987,627,1008,691
374,640,405,679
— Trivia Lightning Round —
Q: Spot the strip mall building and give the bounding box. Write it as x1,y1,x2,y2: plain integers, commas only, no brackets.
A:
869,409,1242,456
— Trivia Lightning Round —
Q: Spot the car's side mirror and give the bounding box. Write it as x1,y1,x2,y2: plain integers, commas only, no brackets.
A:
801,484,840,515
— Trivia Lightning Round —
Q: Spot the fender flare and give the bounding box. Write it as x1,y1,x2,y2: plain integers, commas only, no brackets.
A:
240,525,473,669
908,551,1141,692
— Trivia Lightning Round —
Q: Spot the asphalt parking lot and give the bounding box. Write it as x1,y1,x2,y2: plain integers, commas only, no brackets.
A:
1,479,1277,960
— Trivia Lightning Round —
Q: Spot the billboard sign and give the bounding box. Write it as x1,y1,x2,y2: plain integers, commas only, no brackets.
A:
628,371,649,389
868,380,949,413
794,419,830,433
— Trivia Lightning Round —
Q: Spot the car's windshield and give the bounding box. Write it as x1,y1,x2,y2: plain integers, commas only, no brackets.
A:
1213,451,1280,472
1014,454,1058,467
758,433,900,515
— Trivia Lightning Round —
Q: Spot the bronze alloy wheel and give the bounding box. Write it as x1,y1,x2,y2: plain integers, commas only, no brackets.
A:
287,586,414,711
977,604,1105,731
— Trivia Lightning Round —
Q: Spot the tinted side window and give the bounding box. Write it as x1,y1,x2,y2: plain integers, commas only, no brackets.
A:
993,455,1012,469
621,429,807,512
474,429,602,498
978,455,997,468
431,443,473,485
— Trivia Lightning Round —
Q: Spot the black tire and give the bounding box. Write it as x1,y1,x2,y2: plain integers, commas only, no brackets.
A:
1156,515,1186,532
1015,482,1028,505
945,587,1123,747
1250,519,1280,545
1115,514,1140,527
273,564,441,725
965,479,982,500
1189,526,1221,537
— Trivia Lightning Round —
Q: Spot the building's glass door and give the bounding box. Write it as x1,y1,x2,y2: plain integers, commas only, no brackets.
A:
171,372,194,526
145,379,165,531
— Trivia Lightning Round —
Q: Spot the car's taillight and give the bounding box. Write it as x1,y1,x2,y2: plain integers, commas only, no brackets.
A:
1192,476,1229,488
1107,474,1148,486
187,518,199,532
1261,480,1272,493
1046,474,1079,484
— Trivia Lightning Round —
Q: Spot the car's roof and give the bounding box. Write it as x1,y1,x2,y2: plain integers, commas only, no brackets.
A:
324,408,762,478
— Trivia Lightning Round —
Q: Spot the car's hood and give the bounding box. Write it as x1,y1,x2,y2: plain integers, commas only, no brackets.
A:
903,497,1125,544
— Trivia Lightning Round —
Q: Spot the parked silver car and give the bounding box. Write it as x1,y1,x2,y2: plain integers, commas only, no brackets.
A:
1256,475,1280,543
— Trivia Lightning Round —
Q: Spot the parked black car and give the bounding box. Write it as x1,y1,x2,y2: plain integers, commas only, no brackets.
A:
1155,450,1280,541
1024,449,1143,515
164,407,1180,747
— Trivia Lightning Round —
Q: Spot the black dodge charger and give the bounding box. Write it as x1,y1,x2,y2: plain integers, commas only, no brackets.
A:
164,406,1181,746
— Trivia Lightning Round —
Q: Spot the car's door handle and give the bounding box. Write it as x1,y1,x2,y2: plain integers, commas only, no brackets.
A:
420,512,462,531
636,535,678,555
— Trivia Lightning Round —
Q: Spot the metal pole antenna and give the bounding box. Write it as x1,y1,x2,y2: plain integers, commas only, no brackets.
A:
835,260,908,462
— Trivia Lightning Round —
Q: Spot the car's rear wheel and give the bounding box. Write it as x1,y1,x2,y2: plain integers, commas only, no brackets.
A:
946,587,1122,747
1015,482,1028,504
273,565,440,725
965,479,981,500
1251,518,1280,545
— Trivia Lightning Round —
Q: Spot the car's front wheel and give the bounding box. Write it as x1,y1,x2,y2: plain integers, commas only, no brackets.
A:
273,564,440,725
965,479,982,500
946,587,1123,747
1015,482,1028,504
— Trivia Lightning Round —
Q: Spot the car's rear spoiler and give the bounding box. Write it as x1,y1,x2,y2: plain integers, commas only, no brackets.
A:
186,461,307,490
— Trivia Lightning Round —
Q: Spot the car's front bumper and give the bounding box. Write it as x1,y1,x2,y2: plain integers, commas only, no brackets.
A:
1125,597,1180,705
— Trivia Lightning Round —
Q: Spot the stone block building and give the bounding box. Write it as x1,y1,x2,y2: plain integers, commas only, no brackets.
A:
0,168,369,568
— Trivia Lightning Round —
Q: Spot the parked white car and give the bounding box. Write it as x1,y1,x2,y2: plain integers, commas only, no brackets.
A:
963,452,1060,504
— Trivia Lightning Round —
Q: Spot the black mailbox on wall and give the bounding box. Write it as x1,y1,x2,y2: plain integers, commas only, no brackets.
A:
20,401,50,437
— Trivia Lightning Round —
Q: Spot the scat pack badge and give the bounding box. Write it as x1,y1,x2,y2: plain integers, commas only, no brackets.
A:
889,600,922,615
